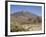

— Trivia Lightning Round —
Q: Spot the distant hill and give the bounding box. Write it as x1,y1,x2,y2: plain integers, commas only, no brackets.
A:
10,10,42,32
11,10,42,24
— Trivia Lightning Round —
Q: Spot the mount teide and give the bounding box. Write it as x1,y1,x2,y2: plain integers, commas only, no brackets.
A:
10,10,42,32
11,10,42,24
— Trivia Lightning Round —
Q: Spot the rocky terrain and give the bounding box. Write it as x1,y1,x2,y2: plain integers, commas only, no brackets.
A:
10,10,42,32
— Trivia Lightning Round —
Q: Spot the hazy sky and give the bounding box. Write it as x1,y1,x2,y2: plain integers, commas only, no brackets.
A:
10,5,42,16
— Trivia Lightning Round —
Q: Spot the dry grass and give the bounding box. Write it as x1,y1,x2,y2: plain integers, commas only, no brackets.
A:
10,20,42,32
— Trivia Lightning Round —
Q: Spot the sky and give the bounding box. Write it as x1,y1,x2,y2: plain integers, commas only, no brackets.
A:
10,5,42,16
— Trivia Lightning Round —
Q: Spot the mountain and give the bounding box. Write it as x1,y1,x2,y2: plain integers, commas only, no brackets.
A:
11,10,42,24
10,10,42,32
